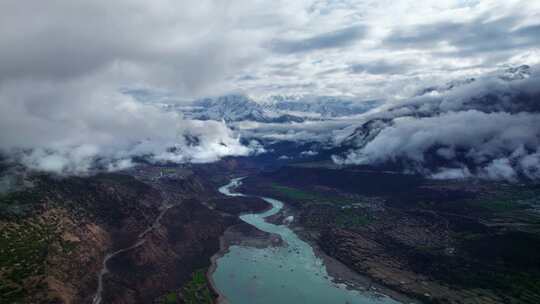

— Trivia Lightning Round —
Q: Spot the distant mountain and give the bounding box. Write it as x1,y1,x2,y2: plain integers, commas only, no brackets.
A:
265,95,381,118
176,94,380,123
179,95,303,123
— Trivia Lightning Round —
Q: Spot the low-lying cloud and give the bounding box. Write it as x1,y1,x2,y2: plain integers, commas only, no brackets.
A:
0,0,278,174
0,76,251,175
334,65,540,181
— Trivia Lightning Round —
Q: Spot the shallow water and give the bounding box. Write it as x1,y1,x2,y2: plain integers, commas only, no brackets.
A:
212,178,401,304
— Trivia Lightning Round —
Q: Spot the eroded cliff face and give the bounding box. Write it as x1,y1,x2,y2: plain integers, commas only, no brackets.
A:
1,166,264,304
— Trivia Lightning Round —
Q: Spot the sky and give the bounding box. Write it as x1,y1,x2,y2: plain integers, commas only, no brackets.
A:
2,1,539,99
0,0,539,175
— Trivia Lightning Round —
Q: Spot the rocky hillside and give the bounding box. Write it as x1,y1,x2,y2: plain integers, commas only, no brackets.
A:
0,165,269,304
1,173,162,304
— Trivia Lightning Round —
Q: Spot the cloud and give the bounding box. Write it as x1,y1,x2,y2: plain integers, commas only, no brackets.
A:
0,75,251,175
301,150,319,156
233,118,358,144
349,60,412,75
431,167,472,180
334,66,540,181
340,110,540,163
0,0,300,174
0,1,266,93
235,0,540,99
336,110,540,181
384,16,540,58
270,25,365,54
1,0,540,176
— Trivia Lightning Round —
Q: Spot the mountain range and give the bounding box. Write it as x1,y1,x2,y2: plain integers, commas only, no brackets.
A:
173,95,380,123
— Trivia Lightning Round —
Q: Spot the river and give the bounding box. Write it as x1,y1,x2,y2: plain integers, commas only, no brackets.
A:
212,177,401,304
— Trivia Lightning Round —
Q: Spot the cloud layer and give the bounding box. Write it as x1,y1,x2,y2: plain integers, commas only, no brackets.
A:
0,76,251,174
0,0,278,174
335,65,540,181
1,0,539,176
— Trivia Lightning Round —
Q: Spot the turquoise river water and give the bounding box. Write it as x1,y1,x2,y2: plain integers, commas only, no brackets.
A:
211,178,401,304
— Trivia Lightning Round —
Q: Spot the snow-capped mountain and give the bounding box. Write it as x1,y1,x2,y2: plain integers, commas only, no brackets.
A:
189,95,267,122
182,95,304,123
265,95,381,118
177,94,380,123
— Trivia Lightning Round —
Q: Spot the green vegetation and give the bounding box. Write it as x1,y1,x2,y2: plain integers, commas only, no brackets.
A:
162,168,178,174
505,272,540,303
60,240,78,254
270,183,358,206
182,269,213,304
158,269,214,304
453,270,540,303
0,220,53,303
472,198,527,212
271,184,322,201
334,211,373,228
271,183,375,229
161,292,178,304
454,232,484,241
0,191,41,218
458,186,540,214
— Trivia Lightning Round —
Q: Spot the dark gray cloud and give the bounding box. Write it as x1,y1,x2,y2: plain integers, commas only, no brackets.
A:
384,16,540,58
270,25,365,54
0,1,264,93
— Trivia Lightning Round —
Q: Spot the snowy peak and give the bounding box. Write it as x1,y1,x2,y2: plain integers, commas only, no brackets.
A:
192,95,266,122
266,95,380,118
186,94,304,123
181,94,380,123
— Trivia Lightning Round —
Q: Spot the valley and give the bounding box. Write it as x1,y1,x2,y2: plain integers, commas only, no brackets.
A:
238,164,540,303
1,158,540,304
2,2,540,304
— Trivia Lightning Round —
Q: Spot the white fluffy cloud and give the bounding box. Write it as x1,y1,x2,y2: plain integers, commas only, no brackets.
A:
340,111,540,164
0,74,250,174
0,0,282,174
334,67,540,180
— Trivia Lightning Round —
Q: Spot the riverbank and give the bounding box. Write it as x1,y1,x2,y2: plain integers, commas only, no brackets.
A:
209,178,404,304
266,202,420,304
207,222,284,304
240,165,540,303
207,178,282,304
